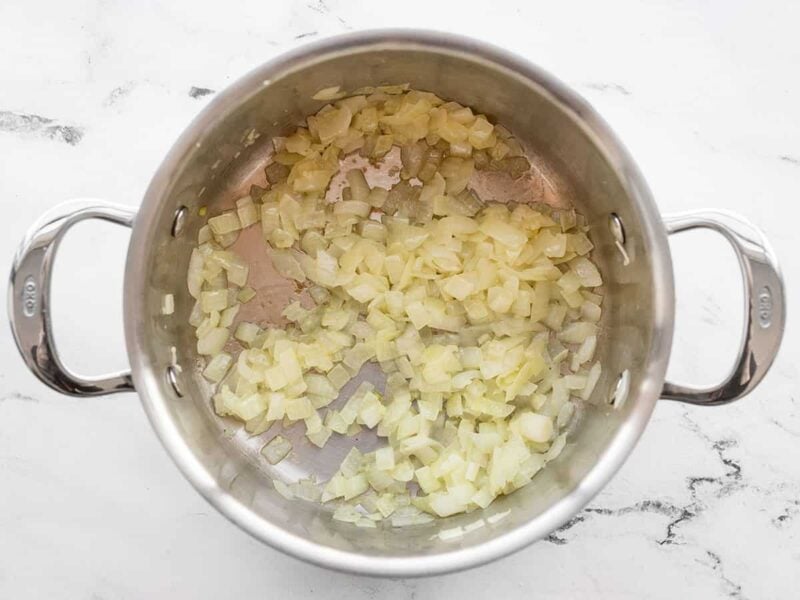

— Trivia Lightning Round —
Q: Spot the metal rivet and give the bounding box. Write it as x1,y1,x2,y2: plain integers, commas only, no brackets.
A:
609,369,630,408
608,213,630,265
171,206,188,238
609,213,626,244
166,365,184,397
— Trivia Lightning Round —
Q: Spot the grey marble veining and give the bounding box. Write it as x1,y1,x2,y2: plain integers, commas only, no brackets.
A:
1,1,798,598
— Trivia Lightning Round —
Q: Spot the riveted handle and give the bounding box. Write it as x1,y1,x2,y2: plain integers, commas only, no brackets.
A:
8,200,137,396
661,210,785,405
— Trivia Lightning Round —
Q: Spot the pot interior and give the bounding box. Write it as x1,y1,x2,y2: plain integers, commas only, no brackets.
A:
129,35,671,568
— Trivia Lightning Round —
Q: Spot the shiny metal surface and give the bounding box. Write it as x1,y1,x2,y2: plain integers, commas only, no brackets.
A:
8,200,136,396
6,30,784,577
662,211,785,405
123,30,674,576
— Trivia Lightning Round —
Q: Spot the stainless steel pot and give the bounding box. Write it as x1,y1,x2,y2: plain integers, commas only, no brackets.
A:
8,30,785,577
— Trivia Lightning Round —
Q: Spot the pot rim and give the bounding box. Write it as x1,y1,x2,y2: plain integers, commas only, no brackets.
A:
124,28,675,577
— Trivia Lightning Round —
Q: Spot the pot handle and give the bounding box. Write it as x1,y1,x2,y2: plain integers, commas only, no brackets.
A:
661,210,785,405
8,200,137,396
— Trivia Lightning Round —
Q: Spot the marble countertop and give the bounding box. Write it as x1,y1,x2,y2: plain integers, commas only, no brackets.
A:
1,1,798,598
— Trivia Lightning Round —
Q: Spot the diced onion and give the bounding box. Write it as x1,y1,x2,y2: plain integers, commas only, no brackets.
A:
208,211,241,235
273,478,295,499
187,249,204,299
517,413,554,443
262,435,292,465
186,85,606,527
312,85,345,101
237,287,257,303
197,327,229,355
161,294,175,315
581,362,602,401
236,196,260,228
270,250,306,282
203,352,233,382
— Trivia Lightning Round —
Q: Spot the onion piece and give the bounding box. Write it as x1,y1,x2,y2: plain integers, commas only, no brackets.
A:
270,250,306,282
580,362,602,401
273,479,295,500
203,352,233,382
312,86,345,101
261,435,292,465
197,327,229,355
572,257,603,287
161,294,175,315
208,211,241,235
187,249,204,299
237,287,257,303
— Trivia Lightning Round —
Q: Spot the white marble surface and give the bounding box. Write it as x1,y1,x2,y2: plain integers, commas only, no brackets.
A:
1,0,798,598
